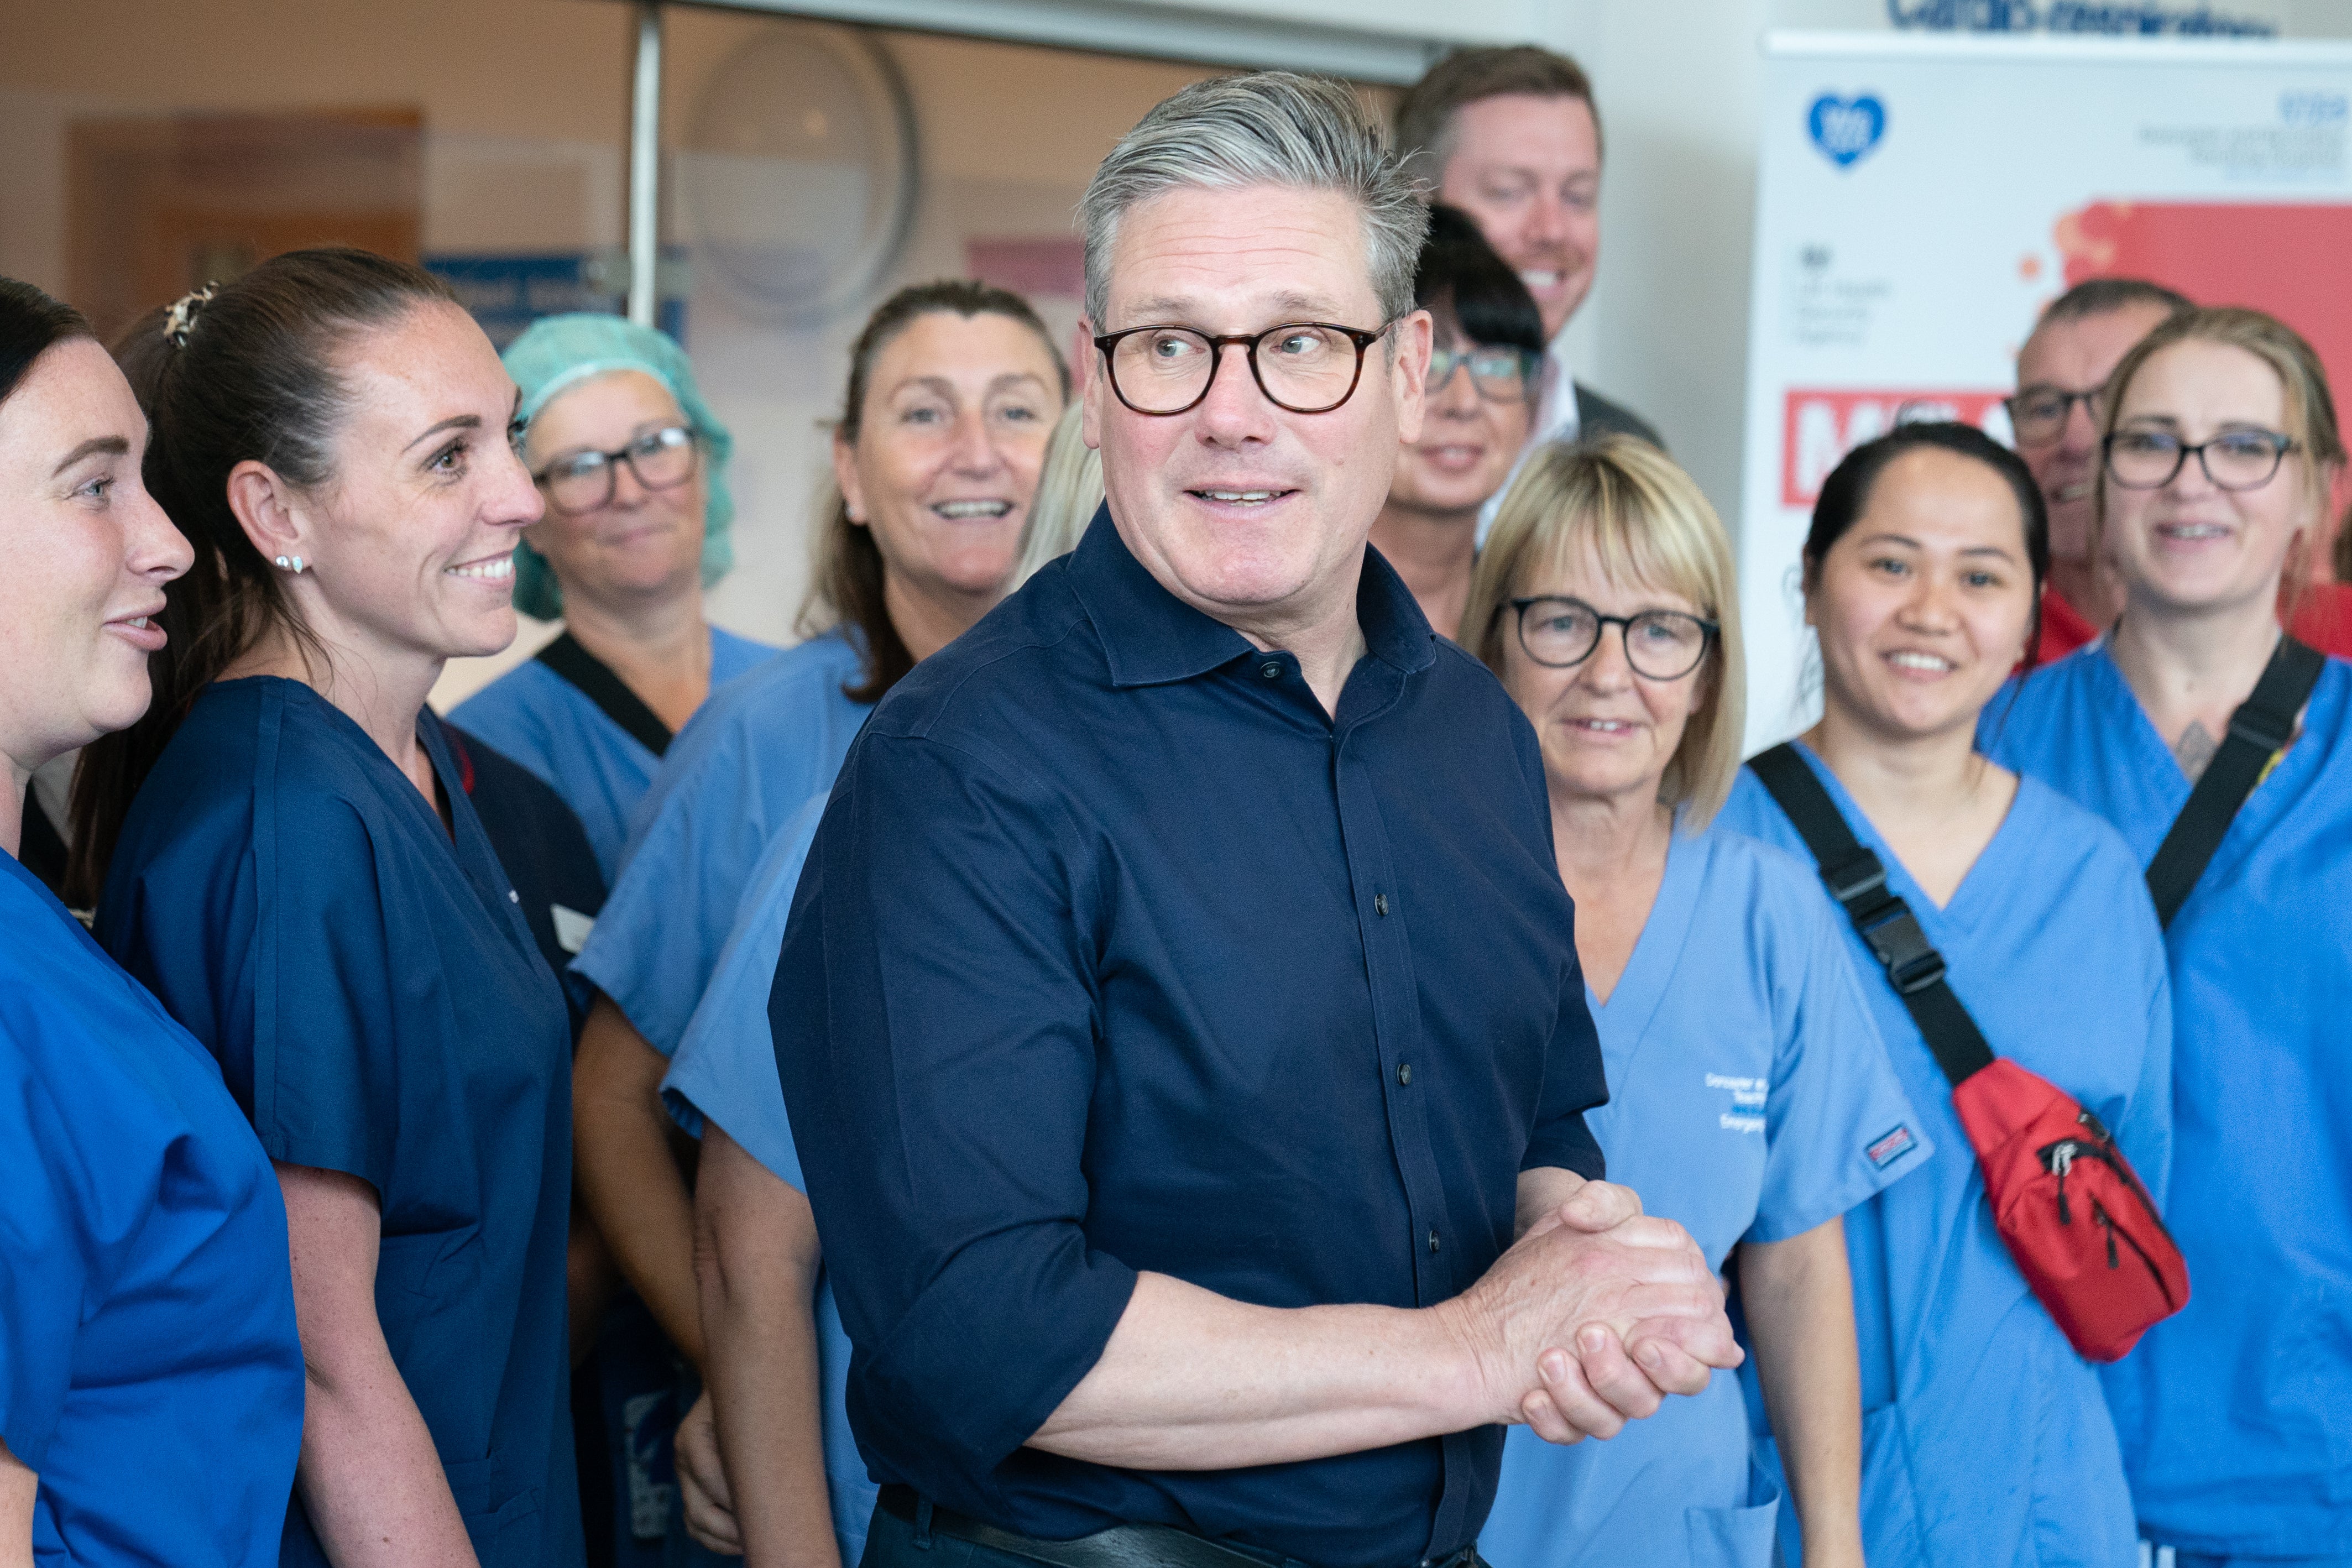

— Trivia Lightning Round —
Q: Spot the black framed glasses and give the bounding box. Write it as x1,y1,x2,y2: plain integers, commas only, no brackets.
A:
2004,385,2105,447
1429,343,1540,404
2103,427,2296,492
1093,321,1395,416
1503,595,1718,680
534,425,700,516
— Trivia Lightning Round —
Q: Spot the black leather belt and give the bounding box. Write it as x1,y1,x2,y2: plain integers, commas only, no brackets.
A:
876,1485,1480,1568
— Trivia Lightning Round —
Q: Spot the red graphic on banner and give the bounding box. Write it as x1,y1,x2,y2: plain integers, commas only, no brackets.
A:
2057,201,2352,407
1781,389,2009,507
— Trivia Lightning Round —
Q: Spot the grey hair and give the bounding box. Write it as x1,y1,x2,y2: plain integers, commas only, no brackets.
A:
1079,71,1430,329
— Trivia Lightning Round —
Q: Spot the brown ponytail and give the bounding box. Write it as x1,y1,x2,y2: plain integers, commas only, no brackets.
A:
797,279,1068,705
67,248,458,903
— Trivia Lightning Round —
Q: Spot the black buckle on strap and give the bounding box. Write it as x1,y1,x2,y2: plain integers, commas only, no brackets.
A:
1821,848,1889,906
2227,704,2296,753
1859,907,1947,995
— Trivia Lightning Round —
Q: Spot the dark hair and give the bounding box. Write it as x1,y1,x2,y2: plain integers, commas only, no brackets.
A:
69,247,459,902
798,279,1069,705
1806,421,2051,663
2040,275,2194,328
1394,46,1601,185
1418,205,1544,359
0,276,93,410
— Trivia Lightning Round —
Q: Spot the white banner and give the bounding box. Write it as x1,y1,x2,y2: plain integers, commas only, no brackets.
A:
1739,31,2352,749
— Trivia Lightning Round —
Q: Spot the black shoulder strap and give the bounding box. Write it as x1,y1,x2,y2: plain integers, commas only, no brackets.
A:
1748,744,1996,1089
534,632,673,759
19,783,69,896
2144,634,2324,929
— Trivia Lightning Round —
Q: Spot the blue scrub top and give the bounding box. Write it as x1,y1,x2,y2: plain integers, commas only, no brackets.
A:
96,678,582,1568
450,623,774,881
1481,824,1928,1568
1983,646,2352,1560
1,851,304,1568
658,794,874,1567
574,629,869,1057
1718,749,2172,1568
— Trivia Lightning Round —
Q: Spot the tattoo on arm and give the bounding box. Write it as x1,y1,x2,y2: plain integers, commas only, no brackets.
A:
2173,720,2219,783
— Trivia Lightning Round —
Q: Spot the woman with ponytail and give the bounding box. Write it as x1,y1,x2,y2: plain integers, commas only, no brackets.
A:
85,248,581,1567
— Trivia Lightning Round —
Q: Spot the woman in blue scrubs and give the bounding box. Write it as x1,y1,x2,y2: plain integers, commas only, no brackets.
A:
1982,308,2352,1568
450,314,773,882
79,249,579,1567
566,280,1067,1556
1465,437,1927,1568
0,275,302,1566
1718,422,2173,1568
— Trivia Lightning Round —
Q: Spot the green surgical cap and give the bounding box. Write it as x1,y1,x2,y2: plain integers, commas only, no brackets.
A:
502,313,736,622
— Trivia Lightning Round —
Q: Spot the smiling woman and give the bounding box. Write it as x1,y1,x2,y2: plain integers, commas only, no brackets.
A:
76,247,585,1568
0,274,307,1567
1716,421,2175,1568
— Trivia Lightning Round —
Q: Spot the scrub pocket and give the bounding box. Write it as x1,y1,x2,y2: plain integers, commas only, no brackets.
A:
1754,1403,1927,1568
1685,1471,1781,1567
444,1454,544,1559
1857,1403,1927,1568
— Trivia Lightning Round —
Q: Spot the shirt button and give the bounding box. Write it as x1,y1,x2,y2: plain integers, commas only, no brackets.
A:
1258,660,1282,680
1374,893,1390,916
1397,1062,1413,1086
508,890,520,903
1428,1229,1441,1253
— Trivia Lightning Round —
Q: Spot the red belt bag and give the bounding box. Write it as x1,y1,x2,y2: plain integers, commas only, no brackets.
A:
1749,745,2188,1363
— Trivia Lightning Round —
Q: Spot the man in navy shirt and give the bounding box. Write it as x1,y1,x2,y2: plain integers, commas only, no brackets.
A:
771,71,1738,1568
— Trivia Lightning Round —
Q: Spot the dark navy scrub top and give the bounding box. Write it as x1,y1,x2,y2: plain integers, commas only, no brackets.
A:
97,677,582,1568
2,850,305,1566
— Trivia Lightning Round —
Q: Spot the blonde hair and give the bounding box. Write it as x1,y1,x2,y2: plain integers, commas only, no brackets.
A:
2098,305,2344,616
1464,436,1745,829
1009,403,1104,589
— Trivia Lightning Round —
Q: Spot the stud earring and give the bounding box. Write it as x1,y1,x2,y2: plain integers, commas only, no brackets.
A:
273,555,307,574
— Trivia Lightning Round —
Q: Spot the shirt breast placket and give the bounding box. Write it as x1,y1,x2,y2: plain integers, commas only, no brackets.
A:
1330,732,1475,1556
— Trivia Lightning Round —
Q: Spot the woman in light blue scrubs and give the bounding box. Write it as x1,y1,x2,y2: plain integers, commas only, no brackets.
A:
450,313,773,882
83,249,579,1567
566,279,1068,1557
1718,422,2173,1568
448,311,772,1568
1467,437,1927,1568
0,275,303,1567
1982,308,2352,1568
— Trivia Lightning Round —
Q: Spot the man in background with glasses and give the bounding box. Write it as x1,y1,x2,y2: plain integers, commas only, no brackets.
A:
2006,277,2191,661
771,70,1738,1568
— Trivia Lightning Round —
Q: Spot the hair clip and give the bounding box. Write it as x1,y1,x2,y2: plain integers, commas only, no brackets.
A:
162,284,218,348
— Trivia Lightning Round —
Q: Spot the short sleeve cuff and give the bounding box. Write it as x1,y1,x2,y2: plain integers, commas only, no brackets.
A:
1520,1113,1606,1182
865,1240,1140,1473
1742,1123,1935,1246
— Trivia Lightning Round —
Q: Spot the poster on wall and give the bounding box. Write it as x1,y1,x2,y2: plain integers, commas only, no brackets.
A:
1739,31,2352,748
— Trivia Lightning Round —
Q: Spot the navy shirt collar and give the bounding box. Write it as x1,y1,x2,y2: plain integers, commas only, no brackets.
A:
1066,501,1439,689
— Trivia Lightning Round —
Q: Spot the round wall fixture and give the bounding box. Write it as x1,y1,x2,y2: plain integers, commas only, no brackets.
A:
679,23,919,326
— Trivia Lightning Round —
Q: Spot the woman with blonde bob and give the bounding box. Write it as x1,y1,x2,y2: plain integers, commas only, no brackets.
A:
1473,437,1924,1568
1984,307,2352,1565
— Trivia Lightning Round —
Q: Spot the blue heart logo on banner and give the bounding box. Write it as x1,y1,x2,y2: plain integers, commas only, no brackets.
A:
1808,93,1886,169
